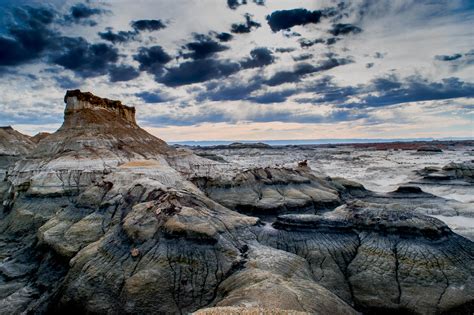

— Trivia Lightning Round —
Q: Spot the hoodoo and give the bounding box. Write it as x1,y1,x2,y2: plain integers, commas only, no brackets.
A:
31,90,170,160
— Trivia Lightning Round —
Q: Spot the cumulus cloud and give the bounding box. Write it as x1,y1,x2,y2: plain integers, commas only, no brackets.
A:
298,38,325,48
158,59,241,86
131,19,166,32
240,47,275,68
51,37,119,78
227,0,266,10
329,23,362,36
231,14,261,33
64,3,106,26
181,34,229,59
133,45,172,75
156,47,275,87
98,29,136,43
266,9,322,32
266,56,354,86
108,64,140,82
0,6,56,67
136,91,173,103
69,3,103,20
215,32,233,42
359,75,474,108
435,54,463,61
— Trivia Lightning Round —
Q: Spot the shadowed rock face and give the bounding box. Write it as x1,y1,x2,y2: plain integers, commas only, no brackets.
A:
0,91,473,315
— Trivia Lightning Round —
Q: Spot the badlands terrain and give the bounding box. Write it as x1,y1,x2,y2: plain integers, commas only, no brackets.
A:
0,90,473,314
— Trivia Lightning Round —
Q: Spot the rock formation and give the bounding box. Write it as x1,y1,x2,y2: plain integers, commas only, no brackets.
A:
415,161,474,184
0,91,473,314
0,126,35,182
0,126,34,156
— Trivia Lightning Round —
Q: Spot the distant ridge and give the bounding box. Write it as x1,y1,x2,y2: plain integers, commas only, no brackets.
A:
171,137,474,147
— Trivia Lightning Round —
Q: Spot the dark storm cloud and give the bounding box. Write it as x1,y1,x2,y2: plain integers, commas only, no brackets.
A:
366,62,374,68
0,37,32,67
282,30,301,38
326,37,339,45
249,89,297,103
158,59,241,87
136,91,172,103
198,80,263,102
299,74,474,108
199,64,474,109
231,14,261,33
198,57,354,103
434,50,474,71
98,29,136,44
51,37,119,78
227,0,247,10
275,47,296,53
359,75,474,107
63,3,106,25
227,0,265,10
265,56,353,86
0,6,57,67
158,46,275,87
435,54,463,61
133,45,172,75
240,47,275,69
182,34,229,59
293,53,313,61
69,3,103,20
266,9,322,32
215,32,233,42
0,4,120,79
53,75,81,89
329,23,362,36
131,19,166,32
253,0,266,6
298,38,324,48
108,64,140,82
298,76,358,104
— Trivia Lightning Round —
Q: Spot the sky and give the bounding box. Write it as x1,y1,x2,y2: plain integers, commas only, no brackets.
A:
0,0,473,141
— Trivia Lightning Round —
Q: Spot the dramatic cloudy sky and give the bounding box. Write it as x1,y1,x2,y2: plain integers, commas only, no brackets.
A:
0,0,473,141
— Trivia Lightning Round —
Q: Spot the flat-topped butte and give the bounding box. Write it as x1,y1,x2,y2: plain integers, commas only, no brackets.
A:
64,89,136,125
